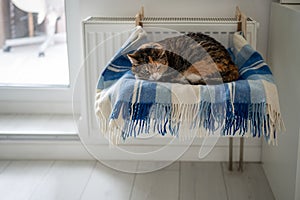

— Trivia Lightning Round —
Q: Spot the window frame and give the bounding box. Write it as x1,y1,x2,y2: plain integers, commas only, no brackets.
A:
0,0,81,114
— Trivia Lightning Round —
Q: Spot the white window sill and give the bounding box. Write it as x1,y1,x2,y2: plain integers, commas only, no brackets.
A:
0,114,88,159
0,114,79,140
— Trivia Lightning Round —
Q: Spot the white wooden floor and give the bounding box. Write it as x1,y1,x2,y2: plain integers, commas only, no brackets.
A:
0,161,274,200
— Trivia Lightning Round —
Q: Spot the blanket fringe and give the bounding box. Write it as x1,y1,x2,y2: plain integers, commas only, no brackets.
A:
96,100,284,145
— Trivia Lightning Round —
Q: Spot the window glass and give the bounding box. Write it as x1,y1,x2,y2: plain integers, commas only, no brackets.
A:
0,0,69,87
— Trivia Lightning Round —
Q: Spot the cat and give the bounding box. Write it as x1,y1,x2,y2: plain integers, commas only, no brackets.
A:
127,32,239,85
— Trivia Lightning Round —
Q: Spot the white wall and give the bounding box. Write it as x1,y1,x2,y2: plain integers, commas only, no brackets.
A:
263,3,300,200
79,0,273,59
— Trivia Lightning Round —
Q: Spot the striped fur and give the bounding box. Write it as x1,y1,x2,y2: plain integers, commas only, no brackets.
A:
128,33,239,85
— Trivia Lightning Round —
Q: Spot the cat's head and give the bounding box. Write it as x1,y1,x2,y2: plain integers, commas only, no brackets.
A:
127,43,169,81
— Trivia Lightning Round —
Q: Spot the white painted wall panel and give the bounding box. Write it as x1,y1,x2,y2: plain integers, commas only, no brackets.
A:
263,3,300,200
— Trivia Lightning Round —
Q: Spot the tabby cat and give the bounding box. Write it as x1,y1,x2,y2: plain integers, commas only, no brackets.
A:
127,32,239,85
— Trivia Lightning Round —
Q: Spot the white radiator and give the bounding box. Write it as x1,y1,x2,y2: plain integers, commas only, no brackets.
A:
79,17,260,162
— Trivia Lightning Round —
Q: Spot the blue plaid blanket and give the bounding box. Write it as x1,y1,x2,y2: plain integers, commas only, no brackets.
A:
95,26,284,144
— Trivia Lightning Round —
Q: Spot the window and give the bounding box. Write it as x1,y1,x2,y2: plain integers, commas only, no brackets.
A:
0,0,69,86
0,0,81,114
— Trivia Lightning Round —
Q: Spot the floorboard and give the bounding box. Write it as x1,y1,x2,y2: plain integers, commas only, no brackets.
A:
130,167,179,200
180,162,228,200
80,162,135,200
222,162,275,200
0,160,10,173
0,161,53,200
0,161,275,200
29,160,95,200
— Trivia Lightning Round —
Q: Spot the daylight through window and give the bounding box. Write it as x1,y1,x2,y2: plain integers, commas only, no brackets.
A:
0,0,69,87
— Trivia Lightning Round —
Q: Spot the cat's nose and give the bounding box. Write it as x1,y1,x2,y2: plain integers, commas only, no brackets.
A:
151,73,161,80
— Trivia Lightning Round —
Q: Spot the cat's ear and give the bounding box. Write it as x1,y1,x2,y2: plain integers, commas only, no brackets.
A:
127,53,139,65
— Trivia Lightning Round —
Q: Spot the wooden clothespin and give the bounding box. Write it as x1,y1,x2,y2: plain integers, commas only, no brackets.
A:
135,6,144,27
235,6,247,39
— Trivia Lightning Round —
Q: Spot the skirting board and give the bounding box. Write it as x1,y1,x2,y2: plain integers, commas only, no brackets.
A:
0,140,261,161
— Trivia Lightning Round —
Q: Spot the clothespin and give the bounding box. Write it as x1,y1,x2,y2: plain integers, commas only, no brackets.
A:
135,6,144,27
235,6,247,39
